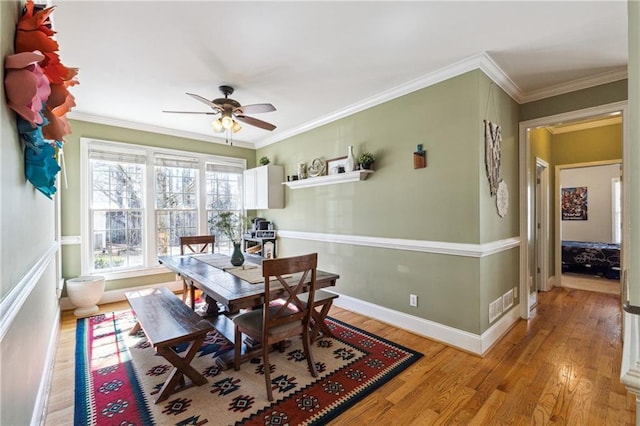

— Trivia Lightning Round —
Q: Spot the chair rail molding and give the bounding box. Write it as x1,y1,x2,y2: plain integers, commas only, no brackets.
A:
278,230,520,258
0,241,59,341
61,235,81,245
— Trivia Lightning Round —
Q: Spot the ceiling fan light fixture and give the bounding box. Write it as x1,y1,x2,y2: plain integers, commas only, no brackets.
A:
211,118,224,132
221,115,234,130
231,121,242,133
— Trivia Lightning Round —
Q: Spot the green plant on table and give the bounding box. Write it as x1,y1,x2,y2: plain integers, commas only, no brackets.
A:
259,156,270,166
211,212,249,243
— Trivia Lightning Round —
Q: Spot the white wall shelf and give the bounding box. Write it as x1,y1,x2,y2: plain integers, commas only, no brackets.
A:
283,170,374,189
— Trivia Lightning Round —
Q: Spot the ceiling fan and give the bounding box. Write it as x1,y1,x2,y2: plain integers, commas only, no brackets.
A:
163,85,277,135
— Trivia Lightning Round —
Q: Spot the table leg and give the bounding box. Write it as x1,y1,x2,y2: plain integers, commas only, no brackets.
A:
154,335,207,403
205,295,220,316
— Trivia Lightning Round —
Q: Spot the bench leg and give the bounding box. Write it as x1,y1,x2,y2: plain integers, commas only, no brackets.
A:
128,322,141,336
154,335,207,403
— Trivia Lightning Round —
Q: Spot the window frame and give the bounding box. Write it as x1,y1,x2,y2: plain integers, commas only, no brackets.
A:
80,137,246,279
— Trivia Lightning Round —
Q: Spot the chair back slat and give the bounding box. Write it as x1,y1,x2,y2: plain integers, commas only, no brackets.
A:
262,253,317,331
180,235,215,255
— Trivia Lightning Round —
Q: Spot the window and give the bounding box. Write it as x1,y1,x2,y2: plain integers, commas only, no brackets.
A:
206,164,243,254
82,138,245,276
155,155,199,256
89,149,146,272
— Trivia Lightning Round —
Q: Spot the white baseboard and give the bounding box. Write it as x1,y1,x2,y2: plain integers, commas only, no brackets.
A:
59,280,182,311
330,291,521,356
60,280,521,356
33,307,60,426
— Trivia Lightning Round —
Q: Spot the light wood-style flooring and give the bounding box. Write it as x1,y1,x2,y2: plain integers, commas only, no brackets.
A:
561,272,621,295
46,287,636,425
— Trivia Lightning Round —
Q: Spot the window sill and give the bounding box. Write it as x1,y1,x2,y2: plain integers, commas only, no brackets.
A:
89,265,172,281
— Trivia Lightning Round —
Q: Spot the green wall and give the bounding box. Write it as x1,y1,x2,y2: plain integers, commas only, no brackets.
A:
520,80,628,122
1,2,62,425
61,120,256,290
258,70,520,334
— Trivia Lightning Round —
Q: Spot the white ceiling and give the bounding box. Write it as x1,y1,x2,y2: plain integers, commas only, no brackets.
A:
52,1,628,148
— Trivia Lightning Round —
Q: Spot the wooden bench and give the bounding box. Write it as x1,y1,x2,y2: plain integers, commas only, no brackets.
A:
125,287,215,403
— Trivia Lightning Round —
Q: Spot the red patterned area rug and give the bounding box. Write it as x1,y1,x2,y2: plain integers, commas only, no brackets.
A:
75,310,422,425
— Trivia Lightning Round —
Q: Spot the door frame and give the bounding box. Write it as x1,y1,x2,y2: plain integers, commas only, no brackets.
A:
535,157,550,296
554,160,623,288
518,100,628,319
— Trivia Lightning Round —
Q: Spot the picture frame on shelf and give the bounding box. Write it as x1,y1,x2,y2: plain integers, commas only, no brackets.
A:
327,156,348,175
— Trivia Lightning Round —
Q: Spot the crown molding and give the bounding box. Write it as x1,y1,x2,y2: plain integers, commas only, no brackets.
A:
519,67,628,104
69,54,627,151
256,52,521,148
67,112,255,149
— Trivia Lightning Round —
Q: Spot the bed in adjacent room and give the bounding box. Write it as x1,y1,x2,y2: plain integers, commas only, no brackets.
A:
561,240,620,279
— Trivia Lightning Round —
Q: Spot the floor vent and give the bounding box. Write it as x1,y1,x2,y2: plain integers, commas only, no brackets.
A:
489,297,503,323
503,288,514,311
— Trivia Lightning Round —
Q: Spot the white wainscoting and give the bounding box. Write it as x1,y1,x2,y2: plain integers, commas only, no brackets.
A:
621,310,640,421
0,241,58,341
0,241,60,425
277,230,520,258
33,310,60,426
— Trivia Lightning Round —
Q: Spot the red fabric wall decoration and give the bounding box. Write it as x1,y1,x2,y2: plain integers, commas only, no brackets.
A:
3,0,78,198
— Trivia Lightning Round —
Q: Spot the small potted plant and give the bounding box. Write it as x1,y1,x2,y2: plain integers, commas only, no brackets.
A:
259,156,270,166
211,212,249,266
358,152,376,170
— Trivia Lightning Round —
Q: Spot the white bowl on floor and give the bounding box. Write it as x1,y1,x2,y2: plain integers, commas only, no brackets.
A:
66,276,105,317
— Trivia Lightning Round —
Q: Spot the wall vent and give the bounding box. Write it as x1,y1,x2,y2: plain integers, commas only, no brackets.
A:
503,288,514,311
489,297,503,323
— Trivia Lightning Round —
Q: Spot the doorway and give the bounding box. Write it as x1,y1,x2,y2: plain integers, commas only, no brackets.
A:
533,158,550,306
556,161,622,293
519,101,628,319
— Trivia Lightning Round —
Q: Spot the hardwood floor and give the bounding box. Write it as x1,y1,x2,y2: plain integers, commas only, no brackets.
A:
45,287,636,425
561,272,621,295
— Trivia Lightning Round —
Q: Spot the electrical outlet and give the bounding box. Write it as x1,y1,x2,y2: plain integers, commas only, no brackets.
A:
409,294,418,307
513,286,518,299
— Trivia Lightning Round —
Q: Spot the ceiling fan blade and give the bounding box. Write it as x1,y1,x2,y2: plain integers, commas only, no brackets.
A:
235,114,277,131
162,110,218,115
235,103,276,114
186,93,221,111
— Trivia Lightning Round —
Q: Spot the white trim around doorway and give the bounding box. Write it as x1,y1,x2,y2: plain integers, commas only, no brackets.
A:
518,100,628,320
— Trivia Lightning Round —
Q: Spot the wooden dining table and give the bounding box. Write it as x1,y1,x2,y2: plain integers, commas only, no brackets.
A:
158,253,340,368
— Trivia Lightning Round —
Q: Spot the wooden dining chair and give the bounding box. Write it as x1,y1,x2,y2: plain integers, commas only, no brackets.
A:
298,289,339,342
233,253,318,402
179,235,215,310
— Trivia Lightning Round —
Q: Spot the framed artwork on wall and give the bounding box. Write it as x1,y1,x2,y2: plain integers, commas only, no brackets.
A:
327,156,347,175
561,187,588,220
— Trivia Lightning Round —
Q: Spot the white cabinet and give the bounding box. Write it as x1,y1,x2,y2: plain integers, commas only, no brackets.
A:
243,165,284,209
